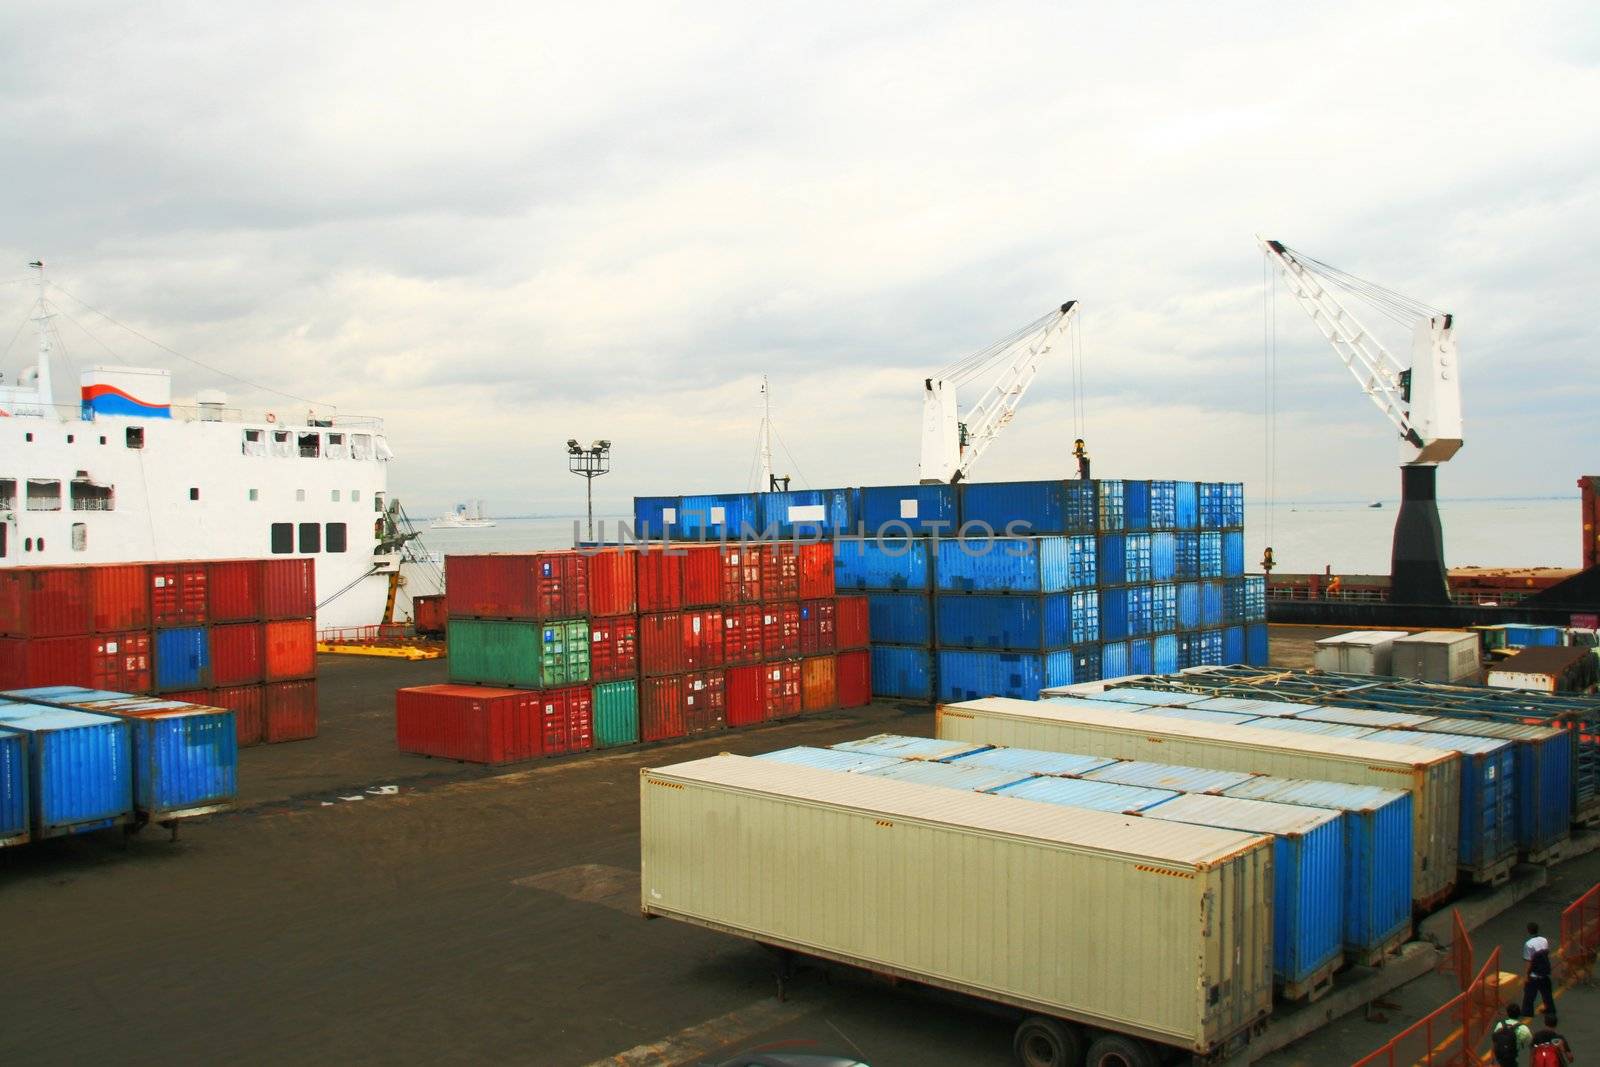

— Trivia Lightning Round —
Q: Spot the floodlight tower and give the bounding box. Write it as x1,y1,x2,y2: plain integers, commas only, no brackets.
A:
566,438,612,542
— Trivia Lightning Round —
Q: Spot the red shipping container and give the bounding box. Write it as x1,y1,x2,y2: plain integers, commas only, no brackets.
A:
726,663,766,727
682,608,724,671
720,604,763,666
760,602,801,660
636,546,684,613
0,635,91,688
0,568,93,637
163,688,212,705
639,675,686,742
149,562,208,626
801,654,837,712
90,564,150,632
681,545,722,607
719,546,762,604
530,551,588,619
589,615,639,682
264,679,317,742
208,559,265,623
759,544,799,602
412,594,447,636
836,649,871,708
683,670,726,735
799,599,836,655
798,541,835,599
534,685,593,756
262,558,316,620
639,612,686,677
395,684,543,764
89,631,152,693
585,548,637,616
835,595,869,650
212,684,266,747
444,554,523,618
211,622,265,686
763,659,803,720
264,619,316,681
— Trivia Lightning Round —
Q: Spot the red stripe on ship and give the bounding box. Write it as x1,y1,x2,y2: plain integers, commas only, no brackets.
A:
81,383,168,410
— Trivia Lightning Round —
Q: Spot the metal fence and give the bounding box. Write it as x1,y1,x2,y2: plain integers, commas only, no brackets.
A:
1558,881,1600,984
1353,947,1502,1067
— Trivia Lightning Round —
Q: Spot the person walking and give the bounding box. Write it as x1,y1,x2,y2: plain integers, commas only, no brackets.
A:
1494,1002,1533,1067
1531,1012,1574,1066
1523,921,1556,1018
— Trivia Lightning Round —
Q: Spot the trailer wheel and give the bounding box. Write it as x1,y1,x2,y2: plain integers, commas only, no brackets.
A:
1012,1015,1084,1067
1084,1033,1159,1067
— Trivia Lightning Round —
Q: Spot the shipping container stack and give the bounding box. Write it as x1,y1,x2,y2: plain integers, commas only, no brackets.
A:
0,559,318,748
393,542,870,765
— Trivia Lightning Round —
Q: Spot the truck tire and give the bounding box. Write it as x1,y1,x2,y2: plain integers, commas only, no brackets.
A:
1084,1033,1159,1067
1012,1015,1085,1067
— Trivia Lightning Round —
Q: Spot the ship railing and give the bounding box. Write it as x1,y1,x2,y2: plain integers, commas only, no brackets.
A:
1266,587,1533,607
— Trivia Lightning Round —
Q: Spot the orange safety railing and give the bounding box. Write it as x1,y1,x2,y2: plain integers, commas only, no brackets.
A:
1353,948,1502,1067
1436,909,1474,993
1558,881,1600,984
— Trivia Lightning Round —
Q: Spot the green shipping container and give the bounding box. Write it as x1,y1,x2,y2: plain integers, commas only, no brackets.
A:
448,618,591,688
594,680,640,748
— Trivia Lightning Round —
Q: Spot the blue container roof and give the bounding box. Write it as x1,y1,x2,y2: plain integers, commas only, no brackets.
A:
1090,687,1210,707
863,760,1035,793
1143,792,1340,836
1186,696,1317,718
832,734,990,761
5,686,131,703
1242,717,1378,739
1134,705,1262,728
1084,760,1258,794
990,775,1178,814
0,702,122,731
1222,775,1409,813
942,746,1117,777
755,746,904,775
1412,718,1564,742
1366,728,1512,757
1292,705,1435,729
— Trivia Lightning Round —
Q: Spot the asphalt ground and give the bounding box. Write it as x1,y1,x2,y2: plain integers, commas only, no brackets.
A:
3,625,1595,1066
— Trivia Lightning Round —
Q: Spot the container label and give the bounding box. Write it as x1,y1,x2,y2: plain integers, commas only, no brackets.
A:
899,499,919,519
661,507,676,522
710,506,725,524
788,504,826,522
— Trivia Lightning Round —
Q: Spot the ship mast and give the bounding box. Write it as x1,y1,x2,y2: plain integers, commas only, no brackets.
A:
28,260,54,412
759,374,774,491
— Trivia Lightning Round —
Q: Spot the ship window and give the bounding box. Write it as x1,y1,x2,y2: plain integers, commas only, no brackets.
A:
296,489,306,502
297,433,320,458
0,480,14,509
351,434,372,460
331,489,340,502
325,432,346,460
271,523,294,554
325,522,347,553
189,487,200,501
271,430,293,458
26,479,62,511
249,488,259,502
374,492,385,513
66,434,74,443
125,427,144,448
70,480,114,511
24,537,32,551
24,432,33,442
298,522,321,553
242,429,265,457
99,435,106,445
351,489,360,502
71,523,87,551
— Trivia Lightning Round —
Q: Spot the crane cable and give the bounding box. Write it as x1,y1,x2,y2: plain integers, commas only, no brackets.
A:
1263,252,1278,565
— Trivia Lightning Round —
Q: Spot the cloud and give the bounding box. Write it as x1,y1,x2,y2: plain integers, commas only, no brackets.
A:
1,0,1596,517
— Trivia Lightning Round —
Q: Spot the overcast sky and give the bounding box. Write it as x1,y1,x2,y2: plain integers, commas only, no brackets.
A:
2,1,1596,515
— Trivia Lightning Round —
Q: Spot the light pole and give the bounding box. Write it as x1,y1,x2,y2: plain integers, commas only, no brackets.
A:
567,438,611,543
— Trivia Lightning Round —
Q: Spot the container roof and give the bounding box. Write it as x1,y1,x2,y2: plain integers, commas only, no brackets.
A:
1363,727,1512,756
833,734,990,761
863,760,1036,793
1134,705,1262,727
5,686,130,703
1491,645,1593,673
989,775,1178,814
1397,630,1480,645
1238,717,1378,739
0,701,123,731
648,754,1269,867
1085,687,1210,707
1292,705,1435,729
1222,775,1409,812
1084,761,1258,794
1185,696,1316,718
1143,792,1341,836
941,746,1118,777
756,747,905,775
1314,631,1411,647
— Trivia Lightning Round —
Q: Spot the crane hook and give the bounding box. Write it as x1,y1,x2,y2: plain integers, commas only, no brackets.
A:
1072,438,1091,480
1260,547,1275,574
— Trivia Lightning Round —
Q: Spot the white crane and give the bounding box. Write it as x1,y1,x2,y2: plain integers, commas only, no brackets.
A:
1259,237,1463,604
918,301,1079,484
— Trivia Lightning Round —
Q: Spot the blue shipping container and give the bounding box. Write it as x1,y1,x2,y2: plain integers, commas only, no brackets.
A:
1244,575,1267,620
1086,759,1256,793
1223,776,1413,959
1502,625,1564,647
1247,623,1270,666
1176,582,1201,629
1066,643,1101,683
1198,629,1224,665
858,484,958,536
1153,634,1179,674
1151,533,1177,581
1099,534,1125,586
1200,482,1245,528
868,593,933,646
758,488,854,536
957,480,1096,536
1124,533,1153,584
1375,728,1518,881
1176,533,1200,579
1201,582,1225,626
1223,531,1246,577
1149,583,1177,632
834,537,930,591
1145,792,1345,989
0,701,133,837
1174,481,1199,530
937,649,1075,701
1097,480,1125,532
1413,716,1571,858
936,591,1098,650
1223,625,1245,664
631,496,678,539
57,694,236,819
1101,587,1130,640
1129,638,1153,675
154,627,210,692
871,645,935,701
1124,480,1151,531
1148,481,1180,531
1199,532,1223,578
1101,640,1130,679
935,535,1095,593
0,728,27,846
676,493,759,540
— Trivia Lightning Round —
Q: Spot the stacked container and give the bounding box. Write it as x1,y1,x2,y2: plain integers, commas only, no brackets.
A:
399,544,872,764
0,559,316,748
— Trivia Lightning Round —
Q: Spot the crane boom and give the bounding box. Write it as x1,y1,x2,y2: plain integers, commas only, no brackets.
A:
918,301,1078,484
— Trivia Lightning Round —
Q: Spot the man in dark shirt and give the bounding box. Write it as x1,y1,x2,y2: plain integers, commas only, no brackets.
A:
1531,1012,1574,1065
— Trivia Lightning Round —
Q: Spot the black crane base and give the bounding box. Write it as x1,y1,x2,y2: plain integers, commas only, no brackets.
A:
1391,464,1450,606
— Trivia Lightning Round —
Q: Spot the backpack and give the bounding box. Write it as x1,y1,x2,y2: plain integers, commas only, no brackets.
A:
1493,1021,1521,1065
1532,1041,1564,1067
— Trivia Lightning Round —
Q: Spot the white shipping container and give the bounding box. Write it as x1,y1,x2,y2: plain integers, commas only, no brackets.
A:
1312,630,1411,676
641,754,1274,1057
940,696,1462,908
1390,631,1481,685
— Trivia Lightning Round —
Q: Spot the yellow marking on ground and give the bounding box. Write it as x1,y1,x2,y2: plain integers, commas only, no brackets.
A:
583,997,811,1066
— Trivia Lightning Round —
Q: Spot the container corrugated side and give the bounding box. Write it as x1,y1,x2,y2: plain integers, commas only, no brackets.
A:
937,649,1074,702
871,646,934,701
757,488,854,536
585,548,638,617
0,727,28,845
938,696,1461,907
1414,717,1571,857
91,563,152,632
934,536,1095,593
935,591,1098,650
676,493,759,540
632,496,678,539
206,559,264,624
1373,728,1518,880
869,593,933,646
640,753,1273,1055
0,568,94,637
957,480,1096,536
834,538,930,592
395,684,542,763
449,619,542,686
261,558,315,620
836,649,871,708
1221,775,1413,959
154,626,210,692
90,700,238,817
592,680,640,748
1145,793,1344,990
858,484,958,536
0,702,133,836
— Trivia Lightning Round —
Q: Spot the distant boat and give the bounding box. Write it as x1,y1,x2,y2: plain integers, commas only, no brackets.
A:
431,501,496,529
1369,500,1383,509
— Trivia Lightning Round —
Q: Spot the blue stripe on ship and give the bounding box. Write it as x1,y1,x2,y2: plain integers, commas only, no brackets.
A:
82,395,172,418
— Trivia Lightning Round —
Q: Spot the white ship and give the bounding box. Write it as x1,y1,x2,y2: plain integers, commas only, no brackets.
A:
430,500,495,529
0,263,401,632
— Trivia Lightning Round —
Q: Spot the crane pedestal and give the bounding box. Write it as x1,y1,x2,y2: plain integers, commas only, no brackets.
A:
1391,464,1450,605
